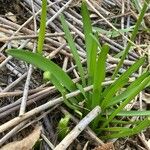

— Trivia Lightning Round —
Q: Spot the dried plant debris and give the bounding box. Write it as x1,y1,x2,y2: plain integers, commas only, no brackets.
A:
1,125,42,150
0,0,150,149
93,143,115,150
70,0,103,7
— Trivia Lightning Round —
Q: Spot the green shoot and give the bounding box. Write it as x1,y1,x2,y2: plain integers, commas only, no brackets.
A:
37,0,47,54
58,115,70,140
6,0,150,140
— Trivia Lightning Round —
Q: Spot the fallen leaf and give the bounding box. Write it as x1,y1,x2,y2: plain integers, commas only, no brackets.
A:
5,12,17,23
93,142,115,150
1,125,42,150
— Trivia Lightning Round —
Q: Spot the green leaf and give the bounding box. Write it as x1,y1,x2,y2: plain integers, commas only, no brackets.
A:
112,0,150,79
99,117,141,125
92,44,109,108
101,127,130,132
101,77,129,109
102,57,145,98
106,72,149,107
102,74,150,128
60,15,86,87
116,110,150,116
37,0,47,54
58,115,70,140
102,118,150,139
93,26,134,38
76,83,88,101
7,49,76,92
88,33,99,85
81,1,93,84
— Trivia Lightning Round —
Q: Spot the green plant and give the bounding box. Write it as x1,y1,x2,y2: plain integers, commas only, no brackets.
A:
37,0,47,54
112,0,150,79
57,115,70,140
7,0,150,139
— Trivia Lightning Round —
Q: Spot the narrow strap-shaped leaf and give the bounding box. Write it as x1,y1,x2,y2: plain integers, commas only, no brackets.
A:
112,0,150,79
102,74,150,128
92,44,109,109
102,118,150,139
76,83,88,101
7,49,76,92
116,110,150,116
88,33,98,85
45,72,78,110
100,127,130,132
106,72,149,107
37,0,47,54
102,57,145,97
60,15,86,87
81,1,92,76
101,78,129,109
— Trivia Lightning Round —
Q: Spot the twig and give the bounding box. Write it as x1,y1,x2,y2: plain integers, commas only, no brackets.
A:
46,0,73,26
0,81,114,133
0,121,28,146
86,0,144,53
0,32,74,42
54,106,101,150
41,133,55,149
19,0,37,116
60,107,104,145
0,87,46,98
1,73,27,92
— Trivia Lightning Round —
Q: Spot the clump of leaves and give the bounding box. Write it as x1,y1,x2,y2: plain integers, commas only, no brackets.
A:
7,0,150,140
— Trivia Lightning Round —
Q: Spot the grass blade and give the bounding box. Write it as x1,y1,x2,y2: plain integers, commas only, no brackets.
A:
7,49,76,92
115,110,150,116
44,71,79,110
88,33,98,85
100,127,129,132
102,74,150,128
102,57,145,97
92,44,109,109
37,0,47,54
101,78,129,109
102,118,150,139
60,15,86,87
112,0,150,79
106,72,149,107
81,1,94,84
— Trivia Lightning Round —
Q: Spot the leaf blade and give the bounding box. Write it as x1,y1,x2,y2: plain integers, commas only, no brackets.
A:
7,49,76,92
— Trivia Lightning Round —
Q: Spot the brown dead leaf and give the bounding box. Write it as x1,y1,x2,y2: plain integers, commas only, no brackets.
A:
0,55,5,63
1,125,42,150
93,142,115,150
